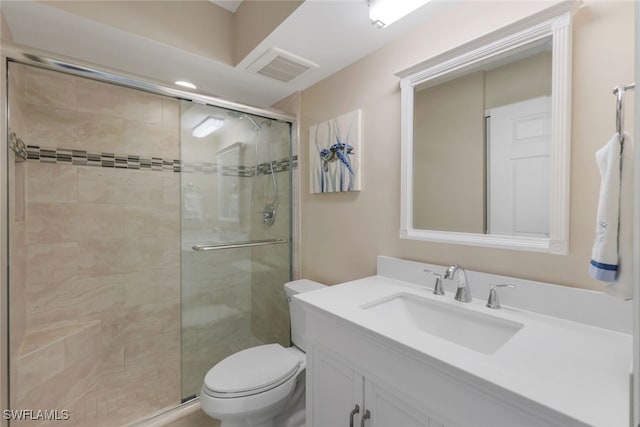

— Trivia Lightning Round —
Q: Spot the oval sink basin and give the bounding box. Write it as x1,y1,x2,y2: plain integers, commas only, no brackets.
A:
361,293,523,354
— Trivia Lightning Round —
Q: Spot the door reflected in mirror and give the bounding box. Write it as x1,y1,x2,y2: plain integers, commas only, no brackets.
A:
412,43,552,236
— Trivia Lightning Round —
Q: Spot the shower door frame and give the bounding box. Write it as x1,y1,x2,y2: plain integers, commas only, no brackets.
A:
0,43,297,426
1,46,10,427
634,3,639,426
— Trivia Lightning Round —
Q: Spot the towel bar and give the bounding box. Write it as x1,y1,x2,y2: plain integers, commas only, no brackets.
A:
613,83,635,144
192,238,288,251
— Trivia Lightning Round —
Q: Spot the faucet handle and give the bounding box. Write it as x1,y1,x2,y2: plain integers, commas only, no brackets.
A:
424,269,444,295
486,284,516,309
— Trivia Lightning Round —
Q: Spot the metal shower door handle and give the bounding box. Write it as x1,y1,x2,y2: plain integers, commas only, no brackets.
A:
360,409,371,427
349,404,360,427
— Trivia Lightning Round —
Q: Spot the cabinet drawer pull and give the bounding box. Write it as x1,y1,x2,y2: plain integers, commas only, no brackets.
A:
360,409,371,427
349,404,360,427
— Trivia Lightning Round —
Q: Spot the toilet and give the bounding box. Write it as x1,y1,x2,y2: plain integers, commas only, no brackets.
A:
200,279,326,427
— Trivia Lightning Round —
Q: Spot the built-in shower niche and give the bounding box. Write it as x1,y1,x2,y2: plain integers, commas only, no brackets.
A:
180,102,293,400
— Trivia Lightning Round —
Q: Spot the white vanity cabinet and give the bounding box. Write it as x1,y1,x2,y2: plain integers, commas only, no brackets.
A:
309,347,438,427
301,288,598,427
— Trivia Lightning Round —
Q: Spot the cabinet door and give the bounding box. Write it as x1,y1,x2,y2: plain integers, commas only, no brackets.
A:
310,348,364,427
364,380,442,427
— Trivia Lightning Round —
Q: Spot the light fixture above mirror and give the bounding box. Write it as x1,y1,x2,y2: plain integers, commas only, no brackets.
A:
395,1,581,254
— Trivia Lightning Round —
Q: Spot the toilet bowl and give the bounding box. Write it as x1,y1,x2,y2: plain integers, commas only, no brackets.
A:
201,345,305,427
200,280,325,427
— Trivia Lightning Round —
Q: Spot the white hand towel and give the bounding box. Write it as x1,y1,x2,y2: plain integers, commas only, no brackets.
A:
589,132,634,299
606,132,634,299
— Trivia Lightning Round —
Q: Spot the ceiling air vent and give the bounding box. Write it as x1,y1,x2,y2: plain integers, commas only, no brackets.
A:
246,47,318,83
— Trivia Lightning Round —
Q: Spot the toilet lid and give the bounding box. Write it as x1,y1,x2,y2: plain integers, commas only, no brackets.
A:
204,344,301,395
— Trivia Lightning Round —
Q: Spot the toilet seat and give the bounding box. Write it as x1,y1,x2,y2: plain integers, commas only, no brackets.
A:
203,344,302,398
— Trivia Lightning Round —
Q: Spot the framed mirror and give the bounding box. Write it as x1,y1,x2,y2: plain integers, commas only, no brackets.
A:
396,2,579,254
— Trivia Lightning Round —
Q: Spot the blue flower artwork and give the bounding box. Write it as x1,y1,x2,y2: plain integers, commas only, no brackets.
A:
310,109,362,193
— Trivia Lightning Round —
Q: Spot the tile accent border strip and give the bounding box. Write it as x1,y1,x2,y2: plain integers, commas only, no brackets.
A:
23,143,298,176
26,144,181,172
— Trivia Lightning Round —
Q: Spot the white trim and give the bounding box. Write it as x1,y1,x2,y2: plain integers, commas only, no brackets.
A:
396,1,579,255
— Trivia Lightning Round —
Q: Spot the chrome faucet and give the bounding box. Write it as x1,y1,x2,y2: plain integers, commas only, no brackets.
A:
444,264,472,302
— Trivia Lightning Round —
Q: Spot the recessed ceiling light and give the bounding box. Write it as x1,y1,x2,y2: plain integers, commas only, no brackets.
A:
175,80,197,90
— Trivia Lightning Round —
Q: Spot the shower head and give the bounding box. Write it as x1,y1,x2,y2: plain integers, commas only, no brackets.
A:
227,111,243,118
227,110,261,131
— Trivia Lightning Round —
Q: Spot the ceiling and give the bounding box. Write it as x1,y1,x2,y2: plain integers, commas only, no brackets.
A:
208,1,243,13
1,0,450,108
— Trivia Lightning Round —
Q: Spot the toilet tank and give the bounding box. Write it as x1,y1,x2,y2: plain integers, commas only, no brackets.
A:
285,279,325,351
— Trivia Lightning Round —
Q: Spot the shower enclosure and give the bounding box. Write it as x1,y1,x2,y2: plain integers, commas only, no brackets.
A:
2,57,293,426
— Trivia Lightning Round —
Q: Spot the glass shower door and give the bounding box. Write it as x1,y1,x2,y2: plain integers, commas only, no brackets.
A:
179,101,292,399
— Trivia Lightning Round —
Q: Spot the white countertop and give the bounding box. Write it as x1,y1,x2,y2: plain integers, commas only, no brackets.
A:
296,275,632,427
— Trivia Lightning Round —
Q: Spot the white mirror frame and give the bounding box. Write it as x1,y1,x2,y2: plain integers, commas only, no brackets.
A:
396,1,580,255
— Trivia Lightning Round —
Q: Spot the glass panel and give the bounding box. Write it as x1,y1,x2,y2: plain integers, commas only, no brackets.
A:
179,101,292,399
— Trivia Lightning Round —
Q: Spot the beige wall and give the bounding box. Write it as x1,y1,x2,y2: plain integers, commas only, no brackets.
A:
234,0,303,65
39,0,303,67
44,1,234,65
413,71,485,232
485,51,552,109
1,10,13,42
299,1,635,291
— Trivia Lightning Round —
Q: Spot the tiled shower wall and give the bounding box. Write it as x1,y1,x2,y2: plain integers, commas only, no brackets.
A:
8,63,181,426
249,121,292,347
252,92,302,347
270,91,301,280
